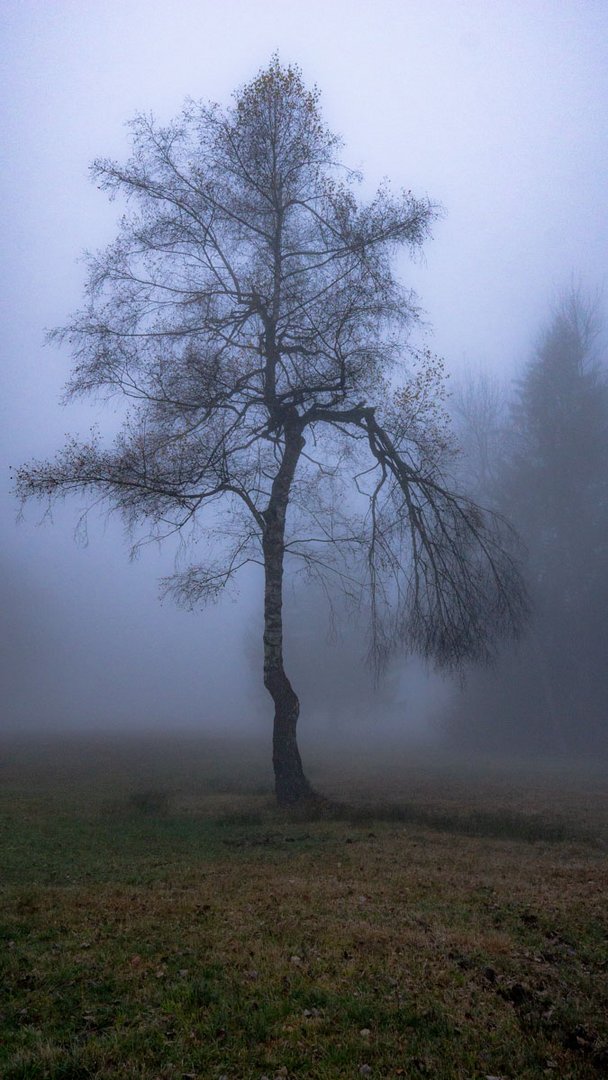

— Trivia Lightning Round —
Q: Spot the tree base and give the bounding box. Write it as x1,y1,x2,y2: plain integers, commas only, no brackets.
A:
277,791,342,819
274,771,315,807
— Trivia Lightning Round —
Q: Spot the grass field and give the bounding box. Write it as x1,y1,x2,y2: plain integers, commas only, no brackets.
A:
1,731,607,1079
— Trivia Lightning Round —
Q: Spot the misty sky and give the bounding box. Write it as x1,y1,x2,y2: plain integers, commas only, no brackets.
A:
2,1,607,736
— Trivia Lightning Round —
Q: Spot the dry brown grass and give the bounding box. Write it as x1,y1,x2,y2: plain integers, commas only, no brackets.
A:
1,732,606,1078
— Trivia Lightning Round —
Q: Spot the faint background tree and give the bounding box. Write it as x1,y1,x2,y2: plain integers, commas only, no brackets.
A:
449,290,608,755
450,366,509,502
15,59,527,803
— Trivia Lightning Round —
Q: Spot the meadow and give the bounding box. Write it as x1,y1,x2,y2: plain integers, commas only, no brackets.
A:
1,731,607,1079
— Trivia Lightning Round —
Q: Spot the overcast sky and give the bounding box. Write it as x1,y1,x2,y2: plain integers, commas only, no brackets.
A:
2,0,607,736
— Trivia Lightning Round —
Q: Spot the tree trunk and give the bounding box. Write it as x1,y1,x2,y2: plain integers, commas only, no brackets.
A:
268,665,312,806
262,425,314,806
529,628,568,756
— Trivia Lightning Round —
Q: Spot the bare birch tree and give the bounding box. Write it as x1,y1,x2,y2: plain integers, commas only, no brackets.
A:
15,60,526,804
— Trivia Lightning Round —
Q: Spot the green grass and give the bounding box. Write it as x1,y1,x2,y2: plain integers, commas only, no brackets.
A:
1,732,607,1078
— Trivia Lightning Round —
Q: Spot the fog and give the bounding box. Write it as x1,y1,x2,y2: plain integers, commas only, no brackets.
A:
2,1,607,758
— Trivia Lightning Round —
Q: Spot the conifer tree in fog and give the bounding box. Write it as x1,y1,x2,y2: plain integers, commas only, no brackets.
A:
15,60,526,802
506,293,608,747
452,292,608,753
